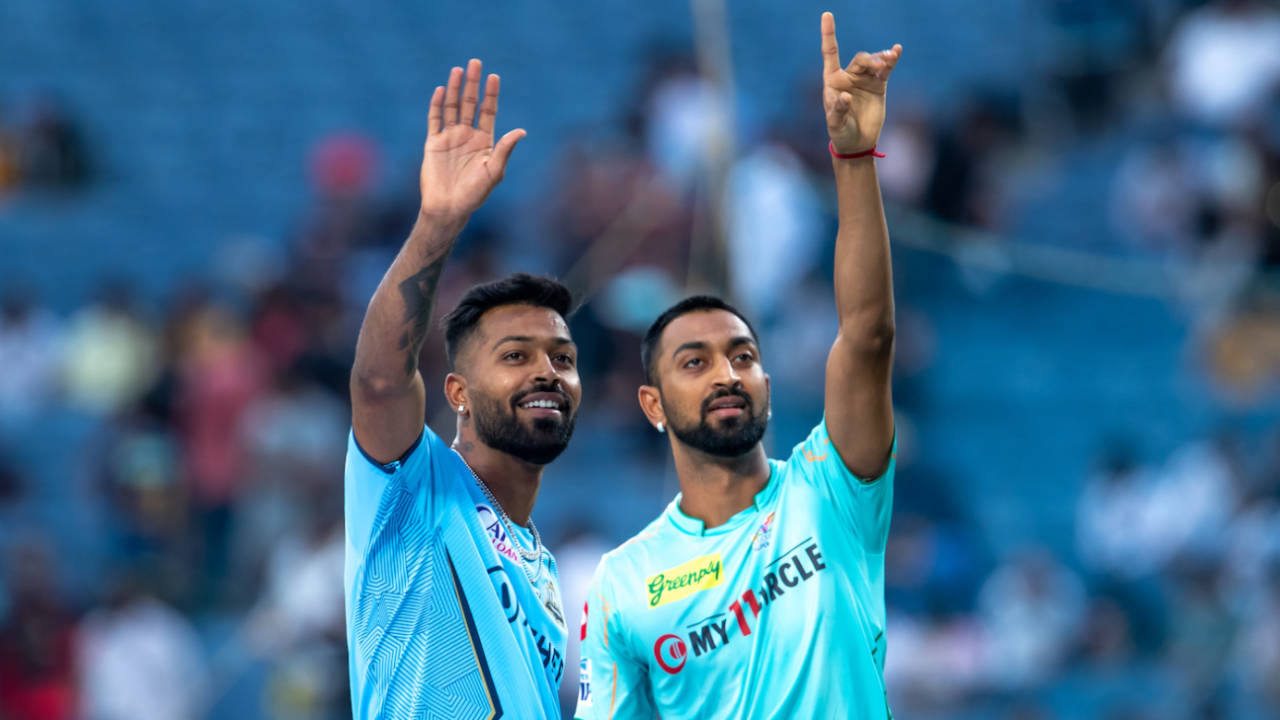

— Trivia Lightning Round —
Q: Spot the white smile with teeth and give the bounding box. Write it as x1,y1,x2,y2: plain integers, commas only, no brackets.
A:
521,400,561,409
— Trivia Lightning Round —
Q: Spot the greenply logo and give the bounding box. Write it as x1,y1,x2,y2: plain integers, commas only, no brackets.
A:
647,553,723,608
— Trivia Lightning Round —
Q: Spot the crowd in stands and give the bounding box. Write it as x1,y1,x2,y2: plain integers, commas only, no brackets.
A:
1,1,1278,718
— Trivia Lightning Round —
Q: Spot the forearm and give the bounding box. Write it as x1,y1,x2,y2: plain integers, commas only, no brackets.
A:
832,156,894,345
351,210,466,395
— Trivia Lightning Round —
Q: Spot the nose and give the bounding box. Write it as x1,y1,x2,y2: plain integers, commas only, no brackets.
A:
711,355,742,388
531,351,562,384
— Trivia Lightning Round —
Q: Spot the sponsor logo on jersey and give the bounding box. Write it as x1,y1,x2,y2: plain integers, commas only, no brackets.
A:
578,658,593,706
580,600,589,641
476,503,522,563
655,539,827,674
487,565,566,685
749,511,776,552
653,633,688,674
647,553,724,608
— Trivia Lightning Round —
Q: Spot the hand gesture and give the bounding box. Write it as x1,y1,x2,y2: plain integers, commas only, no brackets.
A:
419,59,526,219
820,12,901,155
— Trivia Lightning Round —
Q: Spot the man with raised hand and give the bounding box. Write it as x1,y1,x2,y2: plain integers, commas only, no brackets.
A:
346,59,577,720
575,14,901,719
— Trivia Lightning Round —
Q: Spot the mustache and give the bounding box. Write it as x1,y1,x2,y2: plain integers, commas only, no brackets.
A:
510,382,572,411
701,387,752,416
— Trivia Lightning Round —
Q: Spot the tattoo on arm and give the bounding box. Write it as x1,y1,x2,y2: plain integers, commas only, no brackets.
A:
396,257,446,376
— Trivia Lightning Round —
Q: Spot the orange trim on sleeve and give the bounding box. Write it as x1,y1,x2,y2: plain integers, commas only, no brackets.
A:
804,437,831,462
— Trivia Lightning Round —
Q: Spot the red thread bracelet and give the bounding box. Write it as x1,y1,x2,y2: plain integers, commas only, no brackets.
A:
829,140,885,159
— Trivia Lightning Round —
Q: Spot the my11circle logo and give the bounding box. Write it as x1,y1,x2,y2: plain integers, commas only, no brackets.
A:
654,633,688,674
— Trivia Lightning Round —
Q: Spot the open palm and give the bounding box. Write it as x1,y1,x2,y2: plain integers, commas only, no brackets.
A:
420,59,525,219
821,12,901,155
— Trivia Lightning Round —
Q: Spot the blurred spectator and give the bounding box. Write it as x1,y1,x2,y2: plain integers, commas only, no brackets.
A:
1147,436,1240,560
62,283,160,415
75,575,210,720
876,103,937,207
1076,442,1167,578
0,454,21,508
0,99,19,194
1204,289,1280,402
1080,435,1240,574
0,289,63,422
725,138,824,324
1039,0,1151,132
92,398,189,601
922,92,1022,230
977,547,1086,690
883,607,985,714
0,540,76,720
1232,567,1280,713
17,93,90,190
172,302,266,604
241,487,346,720
642,51,729,194
1109,140,1197,251
1076,595,1138,668
1164,0,1280,128
1162,560,1236,706
0,3,1277,718
546,134,689,283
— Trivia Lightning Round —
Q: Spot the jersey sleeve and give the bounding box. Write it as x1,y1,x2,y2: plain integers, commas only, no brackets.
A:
344,424,438,559
574,560,655,720
786,416,896,553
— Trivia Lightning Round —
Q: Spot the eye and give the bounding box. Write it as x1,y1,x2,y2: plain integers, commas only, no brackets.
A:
682,357,703,369
503,351,525,362
555,353,575,367
735,351,755,363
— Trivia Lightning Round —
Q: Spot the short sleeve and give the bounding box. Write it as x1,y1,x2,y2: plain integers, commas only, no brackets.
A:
344,424,434,559
574,561,654,720
787,417,896,553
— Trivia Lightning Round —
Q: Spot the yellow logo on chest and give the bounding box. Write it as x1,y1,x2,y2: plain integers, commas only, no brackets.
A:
647,553,723,608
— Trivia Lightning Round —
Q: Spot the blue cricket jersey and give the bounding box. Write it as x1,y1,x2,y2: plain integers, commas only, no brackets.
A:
575,419,896,719
345,424,566,720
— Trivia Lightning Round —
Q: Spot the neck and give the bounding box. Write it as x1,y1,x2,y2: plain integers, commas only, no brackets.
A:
452,431,543,526
671,442,770,530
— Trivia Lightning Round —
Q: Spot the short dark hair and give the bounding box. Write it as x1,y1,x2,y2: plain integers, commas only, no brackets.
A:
443,273,573,370
640,295,759,386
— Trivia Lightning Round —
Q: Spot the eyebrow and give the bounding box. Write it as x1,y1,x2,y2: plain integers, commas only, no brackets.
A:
669,336,757,360
491,335,576,352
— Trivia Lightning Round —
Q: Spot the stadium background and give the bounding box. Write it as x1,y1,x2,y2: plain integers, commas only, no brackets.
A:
1,0,1279,718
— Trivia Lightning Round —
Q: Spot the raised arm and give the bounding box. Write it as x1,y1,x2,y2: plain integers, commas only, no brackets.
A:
820,13,900,478
351,59,525,464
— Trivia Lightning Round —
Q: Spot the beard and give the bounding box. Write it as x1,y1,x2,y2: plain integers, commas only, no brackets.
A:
667,387,768,458
470,385,577,465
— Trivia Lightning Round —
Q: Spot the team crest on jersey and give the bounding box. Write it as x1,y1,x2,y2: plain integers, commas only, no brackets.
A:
750,511,776,552
647,553,723,608
476,503,521,563
578,658,593,707
538,578,565,628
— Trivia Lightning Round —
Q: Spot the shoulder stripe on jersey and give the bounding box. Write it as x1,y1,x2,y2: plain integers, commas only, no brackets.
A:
353,428,426,474
447,551,504,719
615,530,657,551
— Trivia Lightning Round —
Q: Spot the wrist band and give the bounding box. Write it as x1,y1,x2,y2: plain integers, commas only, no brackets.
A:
829,140,885,159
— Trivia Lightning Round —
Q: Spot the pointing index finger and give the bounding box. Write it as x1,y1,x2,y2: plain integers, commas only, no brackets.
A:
821,12,840,75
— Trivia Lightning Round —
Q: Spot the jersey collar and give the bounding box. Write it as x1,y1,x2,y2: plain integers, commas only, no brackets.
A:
665,460,782,537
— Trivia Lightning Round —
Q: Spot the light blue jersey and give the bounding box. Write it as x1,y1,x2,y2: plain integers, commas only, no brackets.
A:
575,419,895,719
345,425,566,720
